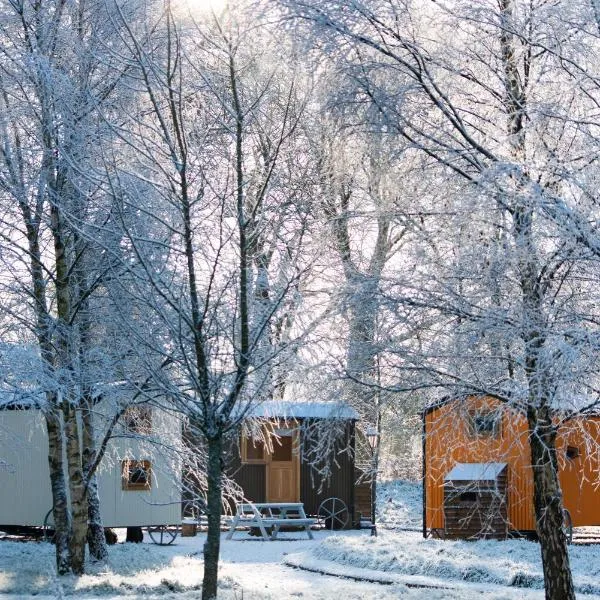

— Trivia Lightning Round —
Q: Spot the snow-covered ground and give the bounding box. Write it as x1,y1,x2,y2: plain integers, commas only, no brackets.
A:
299,479,600,597
0,530,464,600
2,480,600,599
377,479,423,531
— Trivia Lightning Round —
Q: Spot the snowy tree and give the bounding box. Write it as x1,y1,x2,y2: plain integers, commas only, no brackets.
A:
109,2,313,597
283,1,600,597
0,0,146,573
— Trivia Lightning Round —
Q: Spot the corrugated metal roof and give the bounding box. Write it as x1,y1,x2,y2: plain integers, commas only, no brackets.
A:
444,462,507,482
249,401,359,420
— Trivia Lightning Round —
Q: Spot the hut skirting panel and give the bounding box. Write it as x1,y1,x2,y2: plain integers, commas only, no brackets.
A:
443,479,508,540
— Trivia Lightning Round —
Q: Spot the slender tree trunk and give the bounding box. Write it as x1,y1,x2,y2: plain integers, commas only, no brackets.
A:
65,405,88,574
85,474,106,561
46,409,71,575
527,407,575,600
82,405,108,562
249,254,273,399
202,434,223,600
346,273,379,414
499,2,575,595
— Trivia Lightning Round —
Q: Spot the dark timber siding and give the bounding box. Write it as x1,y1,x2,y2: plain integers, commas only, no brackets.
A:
300,420,355,528
354,479,372,523
443,469,508,540
224,435,267,504
227,419,359,529
232,464,266,503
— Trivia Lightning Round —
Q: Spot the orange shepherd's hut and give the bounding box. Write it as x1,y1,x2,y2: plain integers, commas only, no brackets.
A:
423,395,600,540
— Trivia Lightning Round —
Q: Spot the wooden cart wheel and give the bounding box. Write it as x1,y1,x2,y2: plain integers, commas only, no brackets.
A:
43,508,55,542
318,497,349,530
182,499,206,520
148,524,179,545
562,508,573,545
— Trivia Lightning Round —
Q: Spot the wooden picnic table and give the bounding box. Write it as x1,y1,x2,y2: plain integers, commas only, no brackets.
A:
226,502,315,541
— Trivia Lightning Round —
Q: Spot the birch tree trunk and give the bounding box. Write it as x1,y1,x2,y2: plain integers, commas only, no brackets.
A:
82,404,109,562
499,0,575,594
46,409,71,575
527,406,575,599
65,405,88,574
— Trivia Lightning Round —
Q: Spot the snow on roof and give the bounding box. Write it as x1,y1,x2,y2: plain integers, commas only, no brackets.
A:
248,401,359,420
444,462,507,482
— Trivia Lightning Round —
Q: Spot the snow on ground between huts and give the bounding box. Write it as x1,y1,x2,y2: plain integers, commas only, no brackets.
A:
377,479,423,530
3,479,600,599
296,478,600,596
0,531,477,600
0,531,560,600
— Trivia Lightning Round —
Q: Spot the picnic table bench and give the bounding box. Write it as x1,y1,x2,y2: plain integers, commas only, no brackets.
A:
226,502,315,541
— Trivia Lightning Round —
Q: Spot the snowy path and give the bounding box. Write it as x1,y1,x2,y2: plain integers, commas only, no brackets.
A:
218,530,406,599
208,530,600,599
4,528,600,599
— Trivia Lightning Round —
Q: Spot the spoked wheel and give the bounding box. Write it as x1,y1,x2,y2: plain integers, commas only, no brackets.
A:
148,524,179,545
43,508,55,542
318,497,349,530
562,508,573,545
182,499,206,520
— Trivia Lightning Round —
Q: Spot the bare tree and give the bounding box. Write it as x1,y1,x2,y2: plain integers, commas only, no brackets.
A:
0,0,142,573
283,1,600,597
109,3,311,597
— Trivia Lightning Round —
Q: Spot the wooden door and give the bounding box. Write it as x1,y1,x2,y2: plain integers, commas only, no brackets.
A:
267,429,300,502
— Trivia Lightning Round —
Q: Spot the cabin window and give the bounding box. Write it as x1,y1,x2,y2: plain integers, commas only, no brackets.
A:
566,446,580,460
123,405,152,434
122,460,152,490
271,433,293,462
242,435,266,464
470,410,501,437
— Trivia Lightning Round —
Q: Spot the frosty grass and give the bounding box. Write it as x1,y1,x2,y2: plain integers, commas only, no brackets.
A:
2,480,600,598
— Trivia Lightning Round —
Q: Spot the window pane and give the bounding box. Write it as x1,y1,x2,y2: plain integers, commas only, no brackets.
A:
272,435,292,462
246,439,265,460
471,411,500,437
122,460,152,490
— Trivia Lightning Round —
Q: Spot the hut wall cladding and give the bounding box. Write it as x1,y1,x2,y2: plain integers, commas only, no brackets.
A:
300,420,355,523
557,416,600,527
225,419,356,524
353,479,372,522
424,396,534,533
443,471,508,540
224,437,267,504
425,397,600,533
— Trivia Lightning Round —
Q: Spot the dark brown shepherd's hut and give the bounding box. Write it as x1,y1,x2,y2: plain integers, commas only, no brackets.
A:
225,401,372,529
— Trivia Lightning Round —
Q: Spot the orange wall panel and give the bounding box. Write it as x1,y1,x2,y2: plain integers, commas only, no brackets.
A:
558,417,600,527
426,399,600,534
425,397,535,532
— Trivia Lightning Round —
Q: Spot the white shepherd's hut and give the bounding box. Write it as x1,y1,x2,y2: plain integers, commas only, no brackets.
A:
0,396,181,529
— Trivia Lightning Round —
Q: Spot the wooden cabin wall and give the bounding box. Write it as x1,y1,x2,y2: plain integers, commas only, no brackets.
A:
558,417,600,527
224,434,266,507
0,407,181,528
300,420,355,525
0,409,53,526
424,397,535,533
98,407,182,527
425,398,600,534
225,419,358,526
